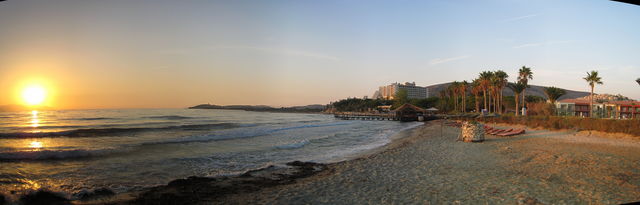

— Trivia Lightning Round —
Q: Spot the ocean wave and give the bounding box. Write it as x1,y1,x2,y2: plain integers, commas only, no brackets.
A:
270,122,351,132
143,115,196,120
274,140,310,150
0,123,242,139
294,120,323,123
28,125,85,129
68,117,117,121
0,148,125,161
141,122,352,146
319,122,423,162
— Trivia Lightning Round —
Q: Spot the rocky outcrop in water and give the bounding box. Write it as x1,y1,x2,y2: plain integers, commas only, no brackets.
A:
132,161,327,205
73,187,115,201
19,190,70,205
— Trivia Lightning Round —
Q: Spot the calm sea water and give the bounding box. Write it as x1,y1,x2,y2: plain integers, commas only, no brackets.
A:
0,109,420,198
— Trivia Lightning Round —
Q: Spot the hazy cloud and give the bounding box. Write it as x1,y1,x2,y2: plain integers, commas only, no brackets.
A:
209,46,340,61
513,40,574,49
500,13,540,23
429,55,470,65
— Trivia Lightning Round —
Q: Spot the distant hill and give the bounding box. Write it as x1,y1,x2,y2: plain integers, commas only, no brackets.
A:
425,82,590,100
188,104,326,113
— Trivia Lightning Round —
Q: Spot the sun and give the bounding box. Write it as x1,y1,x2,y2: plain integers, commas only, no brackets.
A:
22,85,47,106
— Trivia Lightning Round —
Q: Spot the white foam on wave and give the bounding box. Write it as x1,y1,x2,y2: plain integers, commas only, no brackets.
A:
274,139,310,150
318,122,423,163
141,122,351,146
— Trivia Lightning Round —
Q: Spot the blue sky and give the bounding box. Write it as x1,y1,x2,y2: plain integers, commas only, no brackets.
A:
0,0,638,108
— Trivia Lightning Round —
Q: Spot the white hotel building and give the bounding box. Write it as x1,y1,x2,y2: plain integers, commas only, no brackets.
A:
373,82,429,99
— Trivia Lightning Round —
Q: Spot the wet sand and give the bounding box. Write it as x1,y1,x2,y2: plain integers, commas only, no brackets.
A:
217,120,640,204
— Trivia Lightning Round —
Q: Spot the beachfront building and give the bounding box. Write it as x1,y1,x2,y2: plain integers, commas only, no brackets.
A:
375,82,428,99
556,98,640,119
393,103,426,122
372,90,381,99
607,101,640,119
555,99,598,117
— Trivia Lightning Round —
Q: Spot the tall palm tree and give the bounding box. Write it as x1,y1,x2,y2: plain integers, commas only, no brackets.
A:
438,89,447,111
489,74,499,113
583,70,603,117
449,81,460,112
543,86,566,104
494,70,509,114
460,80,468,112
518,66,533,111
471,79,482,113
508,82,527,116
479,71,493,112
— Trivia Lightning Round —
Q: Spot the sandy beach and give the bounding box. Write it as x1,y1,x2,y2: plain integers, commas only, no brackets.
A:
208,120,640,204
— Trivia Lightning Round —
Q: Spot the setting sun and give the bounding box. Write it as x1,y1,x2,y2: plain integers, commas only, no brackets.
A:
22,85,47,106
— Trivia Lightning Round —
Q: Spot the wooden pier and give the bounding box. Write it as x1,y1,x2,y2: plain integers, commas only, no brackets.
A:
333,113,399,121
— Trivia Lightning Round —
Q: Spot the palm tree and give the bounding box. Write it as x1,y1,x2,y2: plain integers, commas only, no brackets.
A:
508,82,527,116
489,74,499,113
494,70,509,113
583,70,603,117
518,66,533,111
471,79,482,113
449,81,461,112
479,71,494,112
543,86,566,104
460,80,469,112
438,89,448,111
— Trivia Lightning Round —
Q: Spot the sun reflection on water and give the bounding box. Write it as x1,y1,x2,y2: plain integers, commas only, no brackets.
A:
29,141,43,149
30,110,40,128
21,179,42,190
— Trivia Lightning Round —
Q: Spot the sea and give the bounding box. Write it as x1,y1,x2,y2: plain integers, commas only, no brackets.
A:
0,108,421,199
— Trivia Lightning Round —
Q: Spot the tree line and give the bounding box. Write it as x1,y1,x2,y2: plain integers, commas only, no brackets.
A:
331,67,620,116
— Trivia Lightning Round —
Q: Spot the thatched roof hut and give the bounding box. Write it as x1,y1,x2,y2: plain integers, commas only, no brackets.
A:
393,103,426,122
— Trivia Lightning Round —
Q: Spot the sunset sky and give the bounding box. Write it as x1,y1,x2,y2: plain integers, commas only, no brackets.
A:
1,0,639,109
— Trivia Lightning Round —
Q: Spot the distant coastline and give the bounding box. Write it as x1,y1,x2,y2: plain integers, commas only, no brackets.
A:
0,104,51,112
188,103,327,113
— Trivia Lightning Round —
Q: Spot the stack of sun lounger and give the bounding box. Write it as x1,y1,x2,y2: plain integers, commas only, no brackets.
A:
483,125,525,136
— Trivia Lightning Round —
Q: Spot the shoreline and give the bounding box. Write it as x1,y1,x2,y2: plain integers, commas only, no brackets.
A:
217,120,640,204
77,121,427,204
17,120,640,204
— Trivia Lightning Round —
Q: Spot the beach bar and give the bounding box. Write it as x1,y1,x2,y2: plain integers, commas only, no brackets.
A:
393,103,427,122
